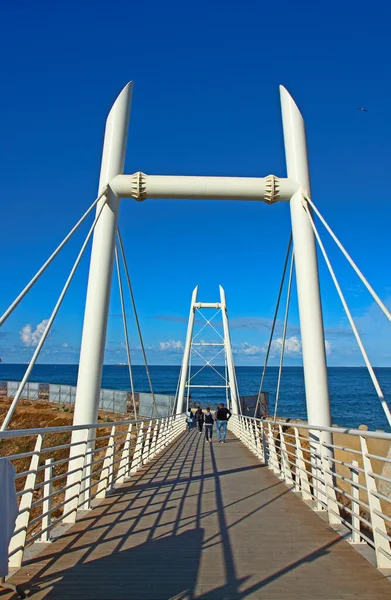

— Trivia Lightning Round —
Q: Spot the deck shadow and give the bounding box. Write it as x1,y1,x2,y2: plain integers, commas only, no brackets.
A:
33,528,204,600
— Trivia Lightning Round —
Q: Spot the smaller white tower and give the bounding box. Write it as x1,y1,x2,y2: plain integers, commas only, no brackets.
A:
176,286,240,415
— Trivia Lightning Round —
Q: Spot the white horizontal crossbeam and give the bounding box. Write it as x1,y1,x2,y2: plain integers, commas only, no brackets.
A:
192,343,225,346
110,173,298,203
195,302,221,309
186,385,229,388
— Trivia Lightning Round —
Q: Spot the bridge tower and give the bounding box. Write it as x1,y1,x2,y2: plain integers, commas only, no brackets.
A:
176,286,240,415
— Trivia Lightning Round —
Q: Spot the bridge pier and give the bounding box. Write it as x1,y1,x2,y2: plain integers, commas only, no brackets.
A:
65,83,133,516
280,85,331,431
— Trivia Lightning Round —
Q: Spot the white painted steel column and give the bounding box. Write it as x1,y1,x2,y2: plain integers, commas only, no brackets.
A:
280,86,331,429
220,286,239,414
65,83,132,510
176,286,198,414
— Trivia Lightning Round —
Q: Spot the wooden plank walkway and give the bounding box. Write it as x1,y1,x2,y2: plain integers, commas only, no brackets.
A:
3,429,391,599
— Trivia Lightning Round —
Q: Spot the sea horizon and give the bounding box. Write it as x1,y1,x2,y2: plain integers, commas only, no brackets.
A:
1,364,390,432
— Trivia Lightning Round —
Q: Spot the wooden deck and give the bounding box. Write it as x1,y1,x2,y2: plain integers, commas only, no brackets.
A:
4,429,391,599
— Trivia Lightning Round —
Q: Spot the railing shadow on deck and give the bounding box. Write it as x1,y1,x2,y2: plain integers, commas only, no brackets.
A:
10,428,384,600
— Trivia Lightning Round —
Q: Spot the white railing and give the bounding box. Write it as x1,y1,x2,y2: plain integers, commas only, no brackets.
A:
228,414,391,570
1,413,186,569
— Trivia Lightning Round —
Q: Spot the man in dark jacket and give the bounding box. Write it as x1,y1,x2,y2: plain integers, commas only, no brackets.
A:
216,403,231,443
195,407,204,433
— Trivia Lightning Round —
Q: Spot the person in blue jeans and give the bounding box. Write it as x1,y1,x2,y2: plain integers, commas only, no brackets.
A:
204,407,214,442
216,403,231,443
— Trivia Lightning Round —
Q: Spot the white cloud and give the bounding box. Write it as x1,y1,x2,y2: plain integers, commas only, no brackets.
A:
325,340,332,355
271,335,302,356
20,319,49,347
62,342,69,348
159,339,183,353
234,342,263,356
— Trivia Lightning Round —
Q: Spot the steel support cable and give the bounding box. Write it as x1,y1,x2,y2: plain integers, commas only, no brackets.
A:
232,358,243,415
187,347,226,384
191,347,228,383
0,188,108,327
114,245,137,420
116,229,158,417
225,355,229,407
174,362,183,413
186,346,192,408
1,199,108,431
303,201,391,428
254,234,293,418
194,308,224,342
303,195,391,324
273,250,294,423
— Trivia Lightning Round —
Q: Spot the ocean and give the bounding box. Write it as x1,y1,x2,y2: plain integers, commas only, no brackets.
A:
0,364,390,432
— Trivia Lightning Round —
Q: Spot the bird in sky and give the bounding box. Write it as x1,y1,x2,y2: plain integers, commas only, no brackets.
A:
356,107,368,112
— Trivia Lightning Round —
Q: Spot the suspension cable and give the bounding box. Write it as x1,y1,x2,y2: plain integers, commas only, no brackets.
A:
273,250,294,423
232,357,242,415
1,199,107,431
254,234,292,417
225,354,229,407
0,188,108,327
186,344,192,409
115,245,137,420
116,229,158,417
303,200,391,428
303,195,391,323
174,362,183,413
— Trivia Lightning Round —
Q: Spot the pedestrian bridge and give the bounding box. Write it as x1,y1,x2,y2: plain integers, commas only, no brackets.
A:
2,414,391,599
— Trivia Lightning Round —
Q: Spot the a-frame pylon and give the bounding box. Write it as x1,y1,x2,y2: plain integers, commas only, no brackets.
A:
176,286,240,415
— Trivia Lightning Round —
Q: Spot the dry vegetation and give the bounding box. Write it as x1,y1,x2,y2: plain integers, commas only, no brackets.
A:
0,398,138,543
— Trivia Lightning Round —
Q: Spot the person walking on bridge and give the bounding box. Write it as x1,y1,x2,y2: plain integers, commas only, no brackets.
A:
216,403,231,443
186,407,194,432
195,407,204,433
204,407,214,442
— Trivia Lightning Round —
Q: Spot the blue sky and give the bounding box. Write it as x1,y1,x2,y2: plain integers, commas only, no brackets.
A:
0,0,390,366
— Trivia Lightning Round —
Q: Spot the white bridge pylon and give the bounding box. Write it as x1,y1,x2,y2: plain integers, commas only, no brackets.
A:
176,286,240,415
70,81,331,449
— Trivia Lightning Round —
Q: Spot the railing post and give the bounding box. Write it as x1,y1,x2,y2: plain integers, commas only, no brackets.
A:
319,432,341,525
309,431,324,510
360,436,391,568
109,426,116,491
247,419,254,451
260,421,267,464
228,415,236,436
350,460,363,544
142,421,153,464
279,425,294,486
250,420,258,456
294,427,312,501
78,427,93,511
150,420,158,459
242,418,250,448
255,421,264,462
63,427,89,524
118,423,132,484
130,423,145,473
163,417,170,446
267,423,280,475
9,434,43,568
96,426,115,499
238,416,243,438
41,458,53,543
167,417,174,445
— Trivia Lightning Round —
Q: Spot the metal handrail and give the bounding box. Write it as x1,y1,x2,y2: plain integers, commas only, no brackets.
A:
5,413,187,569
228,413,391,571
